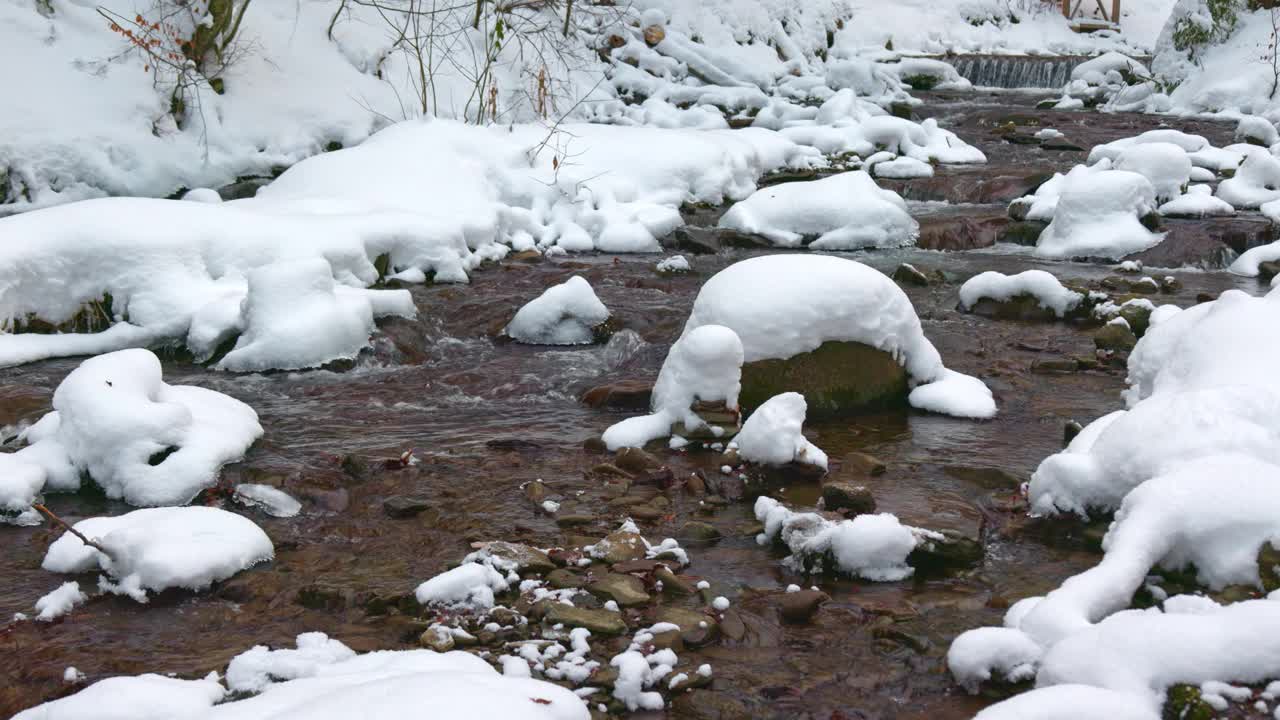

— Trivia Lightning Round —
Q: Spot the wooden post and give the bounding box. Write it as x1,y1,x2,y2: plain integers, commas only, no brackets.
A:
1063,0,1070,18
1111,0,1121,24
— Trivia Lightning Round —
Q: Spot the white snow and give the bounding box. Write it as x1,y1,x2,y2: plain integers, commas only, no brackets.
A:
4,349,261,508
718,172,917,250
1158,184,1236,217
755,496,920,581
11,674,227,720
1113,143,1192,202
1035,169,1161,260
1218,152,1280,209
505,276,611,346
42,506,274,602
959,270,1084,318
656,255,691,273
731,392,828,470
907,369,997,420
414,562,511,611
603,324,743,450
34,582,88,622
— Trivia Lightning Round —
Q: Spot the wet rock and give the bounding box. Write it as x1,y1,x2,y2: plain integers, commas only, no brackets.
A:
593,530,648,564
420,626,455,652
943,466,1022,490
524,480,548,504
643,23,665,46
843,451,887,476
580,380,653,411
908,529,983,572
654,566,697,595
1064,420,1084,445
339,454,370,481
615,446,661,474
1260,260,1280,282
474,541,556,575
779,589,828,624
1259,541,1280,593
1129,277,1160,294
718,609,746,641
739,341,908,416
1164,684,1215,720
967,295,1060,323
667,667,713,692
383,495,432,518
678,521,723,542
998,220,1045,246
1007,197,1034,222
916,215,1005,251
1118,303,1153,337
556,514,598,527
656,607,720,646
670,691,752,720
685,472,707,495
892,263,931,286
547,568,586,589
1094,323,1137,353
1158,276,1181,294
872,625,931,653
1031,358,1080,374
588,573,651,607
296,584,354,612
544,604,628,635
820,482,877,515
299,487,350,513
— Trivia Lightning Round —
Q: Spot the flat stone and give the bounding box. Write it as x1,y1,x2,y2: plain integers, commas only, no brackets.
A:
580,380,654,410
655,606,719,646
654,566,697,595
843,451,887,476
588,573,651,607
678,521,722,541
474,541,556,574
592,530,647,564
780,589,829,624
615,447,661,473
544,604,628,635
1095,323,1137,352
821,482,876,515
942,466,1023,490
556,514,598,527
892,263,931,286
740,341,908,417
908,529,983,572
383,495,432,518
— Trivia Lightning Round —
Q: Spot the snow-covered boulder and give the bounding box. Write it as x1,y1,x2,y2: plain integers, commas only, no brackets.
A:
1157,184,1235,217
1236,115,1280,146
505,276,612,345
717,172,917,250
4,349,261,509
959,270,1086,321
731,393,827,470
755,496,918,581
1035,170,1161,260
414,562,511,611
676,254,993,418
42,506,274,602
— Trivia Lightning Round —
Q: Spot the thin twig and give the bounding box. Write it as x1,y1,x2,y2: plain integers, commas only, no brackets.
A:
33,504,113,560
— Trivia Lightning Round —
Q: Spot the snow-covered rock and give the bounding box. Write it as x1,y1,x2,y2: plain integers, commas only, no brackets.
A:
1158,184,1235,217
1035,170,1161,260
4,349,261,508
717,172,918,250
732,393,827,470
34,582,88,622
414,561,511,611
755,496,918,581
505,276,611,346
42,506,274,602
959,270,1085,319
1113,143,1192,202
1217,151,1280,208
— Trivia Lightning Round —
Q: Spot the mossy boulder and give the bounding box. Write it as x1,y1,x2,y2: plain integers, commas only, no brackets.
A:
738,340,908,417
966,295,1061,323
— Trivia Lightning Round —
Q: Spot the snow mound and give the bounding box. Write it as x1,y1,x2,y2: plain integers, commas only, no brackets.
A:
216,258,414,371
42,506,274,602
11,674,227,720
1217,152,1280,209
35,582,88,622
907,369,997,420
4,349,261,508
1113,143,1192,203
414,561,512,611
505,276,611,345
1158,184,1236,218
603,324,743,450
959,270,1084,318
732,393,827,469
1034,169,1161,260
717,171,917,249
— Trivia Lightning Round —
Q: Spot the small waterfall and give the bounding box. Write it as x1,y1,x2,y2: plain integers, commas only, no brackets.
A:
950,55,1085,89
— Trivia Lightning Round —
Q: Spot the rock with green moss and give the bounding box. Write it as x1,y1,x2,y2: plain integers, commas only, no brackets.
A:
1163,684,1215,720
739,340,908,416
1095,322,1138,352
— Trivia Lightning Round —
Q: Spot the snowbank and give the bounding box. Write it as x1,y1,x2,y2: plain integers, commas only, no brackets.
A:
505,276,611,345
42,506,274,602
732,393,828,469
15,633,589,720
717,171,918,250
3,349,260,509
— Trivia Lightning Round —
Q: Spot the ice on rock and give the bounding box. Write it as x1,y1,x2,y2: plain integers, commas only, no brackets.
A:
233,484,302,518
603,324,743,450
959,270,1084,319
505,276,611,346
717,171,918,250
732,392,828,470
42,506,274,602
1035,170,1161,260
5,349,261,508
216,258,414,372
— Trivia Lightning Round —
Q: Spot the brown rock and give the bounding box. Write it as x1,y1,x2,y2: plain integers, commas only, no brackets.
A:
821,482,876,515
643,24,665,46
580,380,653,410
780,589,828,624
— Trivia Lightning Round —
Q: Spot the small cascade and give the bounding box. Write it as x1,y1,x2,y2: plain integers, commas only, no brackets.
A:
950,55,1085,89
